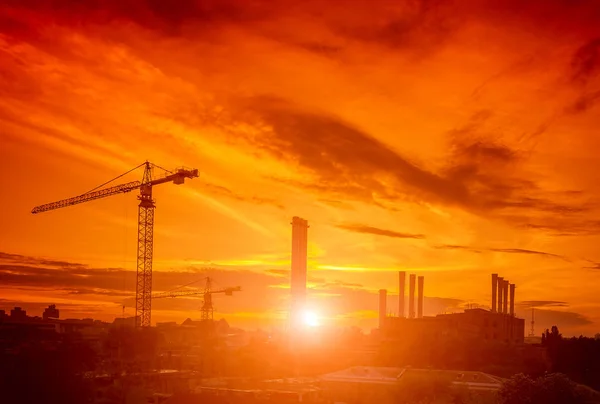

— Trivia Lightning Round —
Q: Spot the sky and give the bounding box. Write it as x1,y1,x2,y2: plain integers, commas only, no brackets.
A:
1,0,599,336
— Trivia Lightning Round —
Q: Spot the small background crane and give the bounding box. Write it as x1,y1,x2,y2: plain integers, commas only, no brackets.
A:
31,161,199,327
152,277,241,321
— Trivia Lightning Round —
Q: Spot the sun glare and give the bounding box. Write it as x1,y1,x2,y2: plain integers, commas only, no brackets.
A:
302,310,320,327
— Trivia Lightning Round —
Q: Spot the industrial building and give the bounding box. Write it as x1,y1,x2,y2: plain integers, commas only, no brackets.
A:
380,273,525,344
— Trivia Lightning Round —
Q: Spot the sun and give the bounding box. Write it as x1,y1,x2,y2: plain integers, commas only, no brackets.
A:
302,310,320,327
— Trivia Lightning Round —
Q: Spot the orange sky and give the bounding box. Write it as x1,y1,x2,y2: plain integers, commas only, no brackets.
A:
1,0,599,335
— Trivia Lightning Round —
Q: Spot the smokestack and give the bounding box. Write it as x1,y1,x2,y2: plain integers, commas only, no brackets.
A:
291,217,309,325
497,276,504,313
399,272,406,318
491,274,498,312
510,283,515,316
503,280,509,314
417,276,424,318
408,274,416,319
379,289,387,329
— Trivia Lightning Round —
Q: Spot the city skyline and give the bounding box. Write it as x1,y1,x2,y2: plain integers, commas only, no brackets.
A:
1,0,600,336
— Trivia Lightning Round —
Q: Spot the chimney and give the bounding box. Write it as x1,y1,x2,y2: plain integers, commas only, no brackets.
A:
510,283,515,316
379,289,387,329
503,280,509,314
399,272,406,318
291,217,309,325
497,276,504,313
409,274,416,319
491,274,498,312
417,276,424,318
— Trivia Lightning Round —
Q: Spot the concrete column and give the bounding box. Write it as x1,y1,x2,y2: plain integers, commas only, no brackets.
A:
510,283,515,316
399,271,406,318
417,276,424,318
291,217,308,325
409,274,416,319
497,276,504,314
491,274,498,312
379,289,387,329
503,280,509,314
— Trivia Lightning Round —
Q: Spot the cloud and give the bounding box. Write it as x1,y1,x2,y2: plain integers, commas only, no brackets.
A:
571,37,600,85
522,308,593,330
518,301,569,308
231,97,587,221
489,248,565,259
335,223,425,240
435,245,566,259
0,251,87,270
202,182,284,209
234,96,471,208
0,251,289,314
565,90,600,114
583,261,600,270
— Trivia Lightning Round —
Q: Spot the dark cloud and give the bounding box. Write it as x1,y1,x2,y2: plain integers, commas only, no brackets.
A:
236,96,471,208
565,90,600,114
519,308,593,330
571,37,600,85
0,251,289,314
583,261,600,270
335,0,460,55
336,223,425,240
444,113,587,216
518,301,568,308
436,245,566,259
62,288,134,298
489,248,565,259
0,251,87,270
0,0,273,38
233,97,586,220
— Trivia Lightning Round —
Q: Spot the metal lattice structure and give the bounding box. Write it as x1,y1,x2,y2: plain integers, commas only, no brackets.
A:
32,161,198,327
152,277,240,322
136,165,156,327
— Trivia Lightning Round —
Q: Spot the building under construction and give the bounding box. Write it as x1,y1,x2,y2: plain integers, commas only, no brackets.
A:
380,273,525,344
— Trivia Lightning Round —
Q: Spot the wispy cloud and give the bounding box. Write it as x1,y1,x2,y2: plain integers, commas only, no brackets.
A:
518,301,568,308
336,223,425,239
436,245,566,260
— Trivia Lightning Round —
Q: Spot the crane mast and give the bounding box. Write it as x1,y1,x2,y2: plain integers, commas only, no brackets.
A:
32,161,199,327
137,163,155,328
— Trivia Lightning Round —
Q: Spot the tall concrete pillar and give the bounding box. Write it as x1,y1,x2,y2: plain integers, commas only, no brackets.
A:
509,283,515,316
503,280,509,314
497,276,504,314
379,289,387,330
399,271,406,318
491,274,498,312
409,274,416,319
291,217,308,325
417,276,424,318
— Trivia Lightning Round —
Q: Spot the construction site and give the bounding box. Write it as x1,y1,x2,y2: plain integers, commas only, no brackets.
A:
1,161,539,403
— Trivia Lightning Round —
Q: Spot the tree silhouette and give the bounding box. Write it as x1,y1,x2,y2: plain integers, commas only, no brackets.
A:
499,373,587,404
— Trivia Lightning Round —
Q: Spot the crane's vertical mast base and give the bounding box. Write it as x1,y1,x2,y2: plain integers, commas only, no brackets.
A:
136,163,155,327
201,277,213,322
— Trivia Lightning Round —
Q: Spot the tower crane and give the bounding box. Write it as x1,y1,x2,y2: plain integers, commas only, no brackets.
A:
31,161,199,327
152,277,241,321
